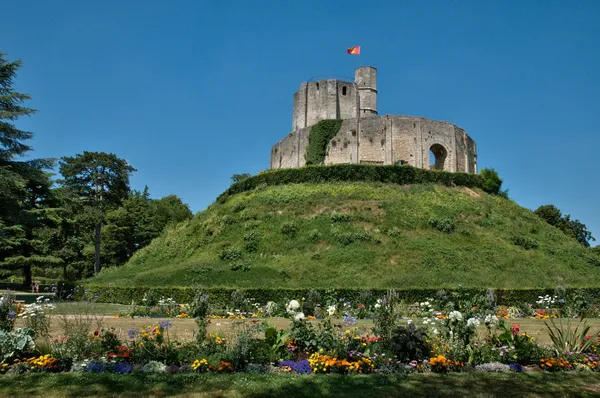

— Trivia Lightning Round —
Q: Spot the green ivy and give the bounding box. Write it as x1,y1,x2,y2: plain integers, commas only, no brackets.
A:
305,119,344,165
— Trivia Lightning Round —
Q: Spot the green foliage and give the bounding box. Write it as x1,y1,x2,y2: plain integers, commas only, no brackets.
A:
511,236,539,250
545,317,600,356
280,222,298,238
331,212,352,223
305,119,344,165
219,247,243,261
231,173,251,184
479,168,503,195
428,218,455,233
219,164,489,202
534,204,595,247
389,323,431,362
0,328,35,362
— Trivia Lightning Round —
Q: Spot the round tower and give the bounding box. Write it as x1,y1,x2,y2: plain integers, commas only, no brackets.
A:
354,66,377,117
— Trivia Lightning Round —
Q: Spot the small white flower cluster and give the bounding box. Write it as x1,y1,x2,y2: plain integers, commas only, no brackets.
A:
448,310,463,322
374,299,382,309
286,300,305,320
158,297,177,306
327,305,336,316
140,360,167,373
536,295,558,309
264,301,278,316
466,317,480,329
484,314,500,330
19,297,54,319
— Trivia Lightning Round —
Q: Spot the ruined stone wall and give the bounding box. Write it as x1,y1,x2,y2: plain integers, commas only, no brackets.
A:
272,115,477,173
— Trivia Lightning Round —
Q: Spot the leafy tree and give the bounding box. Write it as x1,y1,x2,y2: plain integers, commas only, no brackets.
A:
231,173,251,184
59,152,135,275
101,189,192,267
0,52,57,286
534,204,595,247
479,168,503,195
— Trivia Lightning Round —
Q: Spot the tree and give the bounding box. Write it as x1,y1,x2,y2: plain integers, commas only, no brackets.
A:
534,204,595,247
231,173,251,184
59,152,135,275
0,52,57,286
479,168,503,195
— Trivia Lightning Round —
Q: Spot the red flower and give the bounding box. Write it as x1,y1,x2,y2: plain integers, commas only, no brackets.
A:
511,324,520,336
94,330,100,336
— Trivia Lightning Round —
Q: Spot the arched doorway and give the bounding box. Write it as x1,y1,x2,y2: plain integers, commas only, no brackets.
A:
429,144,447,170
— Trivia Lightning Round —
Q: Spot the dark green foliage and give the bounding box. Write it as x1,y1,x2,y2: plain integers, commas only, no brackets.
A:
218,164,490,203
511,236,539,250
308,229,322,243
534,204,595,247
330,212,352,223
479,168,503,195
219,247,243,261
280,222,298,238
389,323,431,362
231,173,251,184
230,261,251,272
386,228,402,238
429,218,455,233
243,231,260,253
305,119,344,165
331,226,371,245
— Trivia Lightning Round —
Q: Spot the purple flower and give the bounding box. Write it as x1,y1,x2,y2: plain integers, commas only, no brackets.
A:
127,328,140,339
278,360,312,374
114,362,133,374
159,320,173,329
7,310,15,320
85,361,107,373
509,363,524,372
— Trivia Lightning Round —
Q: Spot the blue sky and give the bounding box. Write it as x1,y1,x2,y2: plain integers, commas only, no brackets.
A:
3,1,599,246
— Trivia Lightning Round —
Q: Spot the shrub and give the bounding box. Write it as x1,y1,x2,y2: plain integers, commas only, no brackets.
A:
480,168,503,195
429,218,455,233
308,229,322,242
511,236,539,250
386,227,402,238
219,247,243,261
331,212,352,223
280,222,298,238
243,231,260,253
389,323,431,362
218,164,487,203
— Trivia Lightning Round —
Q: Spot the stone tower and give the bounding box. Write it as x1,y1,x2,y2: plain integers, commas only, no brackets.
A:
354,66,377,117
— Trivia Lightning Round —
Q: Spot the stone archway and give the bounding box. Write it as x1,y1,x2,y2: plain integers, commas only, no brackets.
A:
429,144,448,170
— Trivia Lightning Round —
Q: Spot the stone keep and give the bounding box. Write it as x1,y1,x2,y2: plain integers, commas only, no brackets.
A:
271,66,477,173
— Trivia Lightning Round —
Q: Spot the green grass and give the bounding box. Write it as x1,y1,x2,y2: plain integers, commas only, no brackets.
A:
90,182,600,289
2,373,600,397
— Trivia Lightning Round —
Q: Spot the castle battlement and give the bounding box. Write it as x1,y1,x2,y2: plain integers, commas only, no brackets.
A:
272,67,477,173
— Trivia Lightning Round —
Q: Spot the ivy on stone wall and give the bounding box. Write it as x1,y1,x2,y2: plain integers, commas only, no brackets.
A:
305,119,344,165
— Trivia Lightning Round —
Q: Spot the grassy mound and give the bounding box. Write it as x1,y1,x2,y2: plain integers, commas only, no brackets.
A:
91,182,600,289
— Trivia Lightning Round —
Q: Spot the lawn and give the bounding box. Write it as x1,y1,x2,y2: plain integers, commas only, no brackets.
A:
1,372,599,397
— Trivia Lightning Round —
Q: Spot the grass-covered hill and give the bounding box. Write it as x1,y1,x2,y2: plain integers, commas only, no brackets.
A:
91,167,600,289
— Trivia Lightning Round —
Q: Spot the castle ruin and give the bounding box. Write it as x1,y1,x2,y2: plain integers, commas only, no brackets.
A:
270,66,477,173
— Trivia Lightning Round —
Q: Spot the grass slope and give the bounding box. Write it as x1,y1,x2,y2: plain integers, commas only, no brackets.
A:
92,182,600,289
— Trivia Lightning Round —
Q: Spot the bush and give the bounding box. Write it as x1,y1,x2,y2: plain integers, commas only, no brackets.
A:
429,218,455,233
389,323,431,362
280,222,298,238
308,229,322,242
480,168,503,195
218,164,488,203
511,236,539,250
219,247,243,261
331,212,352,223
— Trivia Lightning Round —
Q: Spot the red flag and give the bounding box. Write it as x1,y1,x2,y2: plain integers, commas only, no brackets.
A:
347,46,360,55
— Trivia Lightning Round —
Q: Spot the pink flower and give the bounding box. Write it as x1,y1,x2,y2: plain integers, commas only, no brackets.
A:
511,324,520,336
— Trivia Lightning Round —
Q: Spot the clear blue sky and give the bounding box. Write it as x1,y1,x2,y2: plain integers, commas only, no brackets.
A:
3,1,599,246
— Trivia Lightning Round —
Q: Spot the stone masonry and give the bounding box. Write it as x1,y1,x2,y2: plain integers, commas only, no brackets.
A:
271,66,477,173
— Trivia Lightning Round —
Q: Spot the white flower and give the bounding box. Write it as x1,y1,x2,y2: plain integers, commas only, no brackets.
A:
432,328,439,335
407,319,413,324
327,305,336,316
448,311,463,322
294,312,305,321
467,317,480,329
286,300,300,314
484,314,499,329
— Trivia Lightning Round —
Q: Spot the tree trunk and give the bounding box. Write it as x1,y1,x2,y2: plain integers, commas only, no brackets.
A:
94,221,102,275
24,263,32,290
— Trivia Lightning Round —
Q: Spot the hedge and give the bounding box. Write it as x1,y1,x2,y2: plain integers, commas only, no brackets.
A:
80,285,600,308
217,164,486,203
